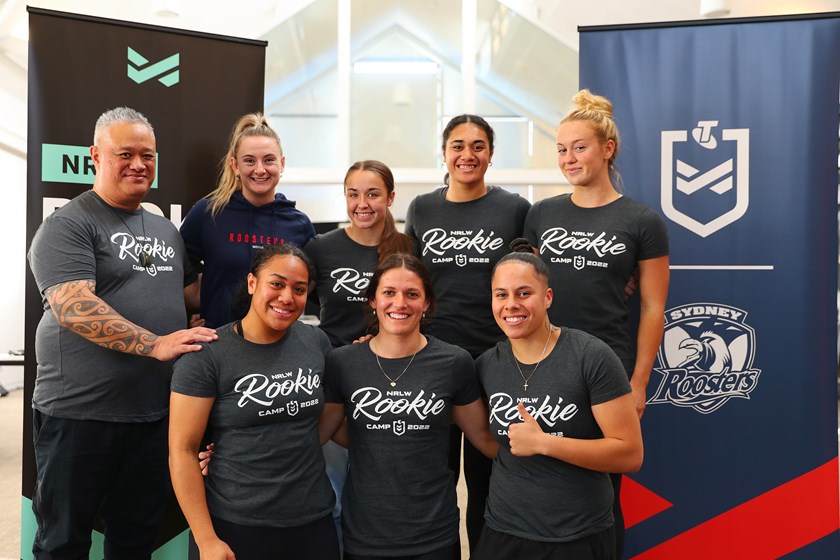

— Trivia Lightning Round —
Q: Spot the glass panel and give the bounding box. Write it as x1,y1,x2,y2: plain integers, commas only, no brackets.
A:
263,0,339,168
475,0,579,169
349,0,462,168
257,0,579,224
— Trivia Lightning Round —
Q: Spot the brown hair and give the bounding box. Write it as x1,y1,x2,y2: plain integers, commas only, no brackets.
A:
344,160,413,258
364,252,436,330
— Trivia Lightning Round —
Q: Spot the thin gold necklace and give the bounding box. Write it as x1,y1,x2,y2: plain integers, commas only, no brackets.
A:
371,339,420,388
512,326,555,391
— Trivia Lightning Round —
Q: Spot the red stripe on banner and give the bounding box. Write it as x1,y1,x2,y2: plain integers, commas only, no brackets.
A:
632,458,840,559
621,475,673,529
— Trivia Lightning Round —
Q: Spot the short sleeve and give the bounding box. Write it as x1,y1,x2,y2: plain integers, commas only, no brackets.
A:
323,348,344,403
580,337,631,406
638,207,670,261
314,326,332,359
522,201,541,248
170,343,219,398
303,235,321,269
452,348,481,406
403,198,418,245
514,194,532,235
28,215,97,294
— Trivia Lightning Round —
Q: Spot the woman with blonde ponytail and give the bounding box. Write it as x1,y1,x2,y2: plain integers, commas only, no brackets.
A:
523,89,670,557
180,113,315,329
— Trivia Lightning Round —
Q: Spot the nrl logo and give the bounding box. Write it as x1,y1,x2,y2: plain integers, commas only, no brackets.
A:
573,255,585,270
661,121,749,238
286,400,299,416
455,254,467,267
393,419,406,436
648,303,761,414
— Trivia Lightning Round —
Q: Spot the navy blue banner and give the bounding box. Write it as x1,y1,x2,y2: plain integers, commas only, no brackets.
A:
580,14,840,558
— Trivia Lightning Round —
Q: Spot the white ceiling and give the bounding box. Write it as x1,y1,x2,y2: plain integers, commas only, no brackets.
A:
1,0,839,156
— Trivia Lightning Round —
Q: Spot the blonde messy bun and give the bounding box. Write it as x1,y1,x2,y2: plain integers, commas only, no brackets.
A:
560,89,622,190
569,89,614,119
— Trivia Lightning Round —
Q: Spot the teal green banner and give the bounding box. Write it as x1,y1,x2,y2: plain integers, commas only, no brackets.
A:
41,143,158,188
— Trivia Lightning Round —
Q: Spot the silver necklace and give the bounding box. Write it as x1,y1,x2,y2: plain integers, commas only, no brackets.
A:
371,340,419,388
512,326,555,391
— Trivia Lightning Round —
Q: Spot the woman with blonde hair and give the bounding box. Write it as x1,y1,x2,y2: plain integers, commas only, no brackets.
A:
523,89,670,555
180,112,315,328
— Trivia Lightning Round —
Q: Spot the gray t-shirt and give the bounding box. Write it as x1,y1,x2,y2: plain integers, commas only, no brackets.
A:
324,336,479,556
405,186,531,357
304,228,378,347
476,328,631,542
171,321,334,528
28,190,192,422
524,194,669,369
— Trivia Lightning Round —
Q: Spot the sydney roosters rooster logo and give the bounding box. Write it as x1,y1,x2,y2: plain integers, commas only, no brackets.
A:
648,303,761,414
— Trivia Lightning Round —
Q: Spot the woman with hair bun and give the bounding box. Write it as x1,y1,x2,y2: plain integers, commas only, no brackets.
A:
523,89,670,555
180,112,315,328
473,248,642,560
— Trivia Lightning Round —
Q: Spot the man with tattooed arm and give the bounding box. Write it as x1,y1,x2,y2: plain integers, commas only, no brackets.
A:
27,107,218,560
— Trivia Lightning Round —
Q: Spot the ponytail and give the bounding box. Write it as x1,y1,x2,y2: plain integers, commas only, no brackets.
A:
344,160,413,258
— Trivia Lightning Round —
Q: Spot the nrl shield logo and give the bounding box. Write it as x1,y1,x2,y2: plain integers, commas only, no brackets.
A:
393,419,406,436
661,121,749,238
648,303,761,414
573,255,585,270
287,400,299,416
455,254,467,267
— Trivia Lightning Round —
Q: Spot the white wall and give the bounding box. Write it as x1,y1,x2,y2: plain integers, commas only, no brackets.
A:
0,147,27,389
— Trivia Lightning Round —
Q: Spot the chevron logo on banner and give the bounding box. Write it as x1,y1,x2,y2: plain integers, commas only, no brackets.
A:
127,47,180,87
661,121,749,238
